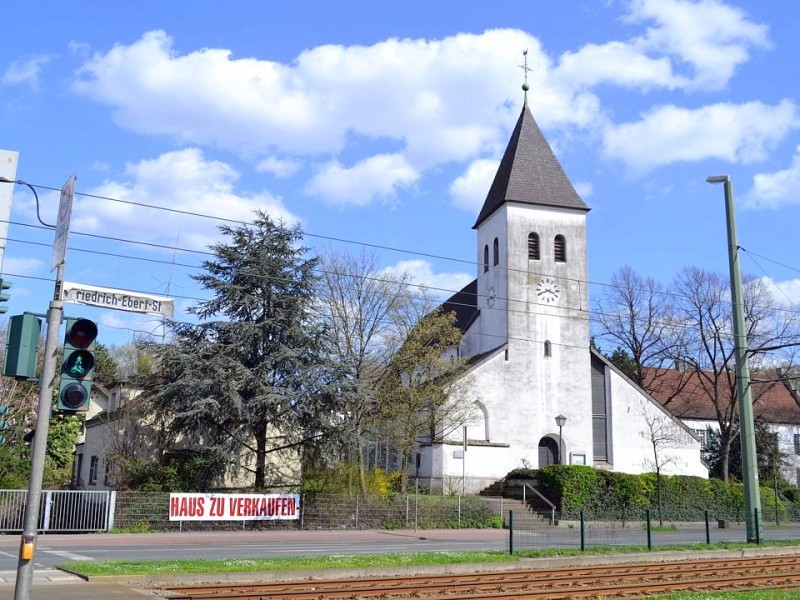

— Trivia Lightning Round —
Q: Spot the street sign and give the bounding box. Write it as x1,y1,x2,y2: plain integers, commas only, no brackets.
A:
0,150,19,273
51,174,76,272
61,281,174,318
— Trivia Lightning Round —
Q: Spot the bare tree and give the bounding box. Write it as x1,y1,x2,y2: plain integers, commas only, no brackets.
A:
594,266,691,403
636,398,685,526
673,267,800,481
315,249,421,494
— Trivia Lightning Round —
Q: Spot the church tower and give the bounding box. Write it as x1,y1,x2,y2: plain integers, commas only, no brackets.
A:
468,90,594,467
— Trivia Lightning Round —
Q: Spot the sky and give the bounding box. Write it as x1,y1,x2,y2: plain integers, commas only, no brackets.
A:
2,0,800,348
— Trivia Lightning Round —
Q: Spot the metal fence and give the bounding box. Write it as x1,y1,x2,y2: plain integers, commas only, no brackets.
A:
0,490,115,532
508,507,800,553
113,491,499,531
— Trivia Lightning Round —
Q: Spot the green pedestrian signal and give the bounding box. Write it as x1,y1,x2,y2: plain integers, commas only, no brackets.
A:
56,318,98,413
0,278,11,314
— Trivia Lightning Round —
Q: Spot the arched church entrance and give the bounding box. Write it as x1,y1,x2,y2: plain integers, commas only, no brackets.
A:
538,437,559,467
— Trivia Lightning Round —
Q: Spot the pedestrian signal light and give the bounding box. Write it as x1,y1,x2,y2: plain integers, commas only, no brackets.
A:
57,318,98,412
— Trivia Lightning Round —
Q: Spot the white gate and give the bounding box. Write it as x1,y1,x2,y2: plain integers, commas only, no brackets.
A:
0,490,115,532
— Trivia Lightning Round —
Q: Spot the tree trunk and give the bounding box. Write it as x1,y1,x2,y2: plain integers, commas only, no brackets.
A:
254,423,267,491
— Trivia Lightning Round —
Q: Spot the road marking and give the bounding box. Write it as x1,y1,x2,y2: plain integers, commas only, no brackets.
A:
42,550,95,561
0,551,16,559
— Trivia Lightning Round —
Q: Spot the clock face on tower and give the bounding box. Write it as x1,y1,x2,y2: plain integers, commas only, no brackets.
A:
486,285,497,308
536,277,560,304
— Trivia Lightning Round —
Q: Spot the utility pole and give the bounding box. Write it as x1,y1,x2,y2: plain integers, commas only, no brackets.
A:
707,175,761,543
14,176,75,600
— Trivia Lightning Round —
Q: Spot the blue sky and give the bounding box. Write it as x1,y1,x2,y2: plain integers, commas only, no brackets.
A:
3,0,800,347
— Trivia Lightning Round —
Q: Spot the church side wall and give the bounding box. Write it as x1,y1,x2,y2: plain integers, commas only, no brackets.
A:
608,370,708,478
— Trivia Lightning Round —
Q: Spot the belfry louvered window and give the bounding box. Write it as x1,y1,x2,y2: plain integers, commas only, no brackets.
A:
493,238,499,266
554,235,566,262
483,245,489,273
528,233,540,260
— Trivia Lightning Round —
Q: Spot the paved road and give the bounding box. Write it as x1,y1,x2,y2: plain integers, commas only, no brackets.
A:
0,528,509,570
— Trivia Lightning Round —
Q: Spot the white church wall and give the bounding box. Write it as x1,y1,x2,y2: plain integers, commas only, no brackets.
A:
475,208,508,356
607,369,707,478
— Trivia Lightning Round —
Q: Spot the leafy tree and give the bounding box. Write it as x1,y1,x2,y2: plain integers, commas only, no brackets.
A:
92,343,119,387
144,212,332,490
377,307,475,492
704,420,786,484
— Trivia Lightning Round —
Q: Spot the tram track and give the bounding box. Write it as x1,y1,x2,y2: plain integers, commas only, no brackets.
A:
158,554,800,599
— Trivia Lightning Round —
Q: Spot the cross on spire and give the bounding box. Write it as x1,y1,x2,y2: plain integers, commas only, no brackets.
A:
519,49,532,105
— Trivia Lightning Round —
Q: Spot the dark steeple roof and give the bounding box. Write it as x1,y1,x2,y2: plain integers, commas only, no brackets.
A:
441,279,479,334
473,104,589,229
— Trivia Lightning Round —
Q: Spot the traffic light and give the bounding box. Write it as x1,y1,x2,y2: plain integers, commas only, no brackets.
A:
3,313,41,381
0,278,10,314
57,318,98,413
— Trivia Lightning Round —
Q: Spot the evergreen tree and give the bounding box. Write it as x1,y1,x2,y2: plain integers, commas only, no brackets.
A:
144,213,331,490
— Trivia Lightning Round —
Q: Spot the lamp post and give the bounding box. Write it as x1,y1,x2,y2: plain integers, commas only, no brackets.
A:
555,414,566,465
706,175,761,543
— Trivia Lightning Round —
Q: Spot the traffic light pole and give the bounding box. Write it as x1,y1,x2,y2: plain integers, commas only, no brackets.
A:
14,267,64,600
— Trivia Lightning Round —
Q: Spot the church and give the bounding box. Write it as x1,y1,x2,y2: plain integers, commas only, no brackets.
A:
418,96,708,493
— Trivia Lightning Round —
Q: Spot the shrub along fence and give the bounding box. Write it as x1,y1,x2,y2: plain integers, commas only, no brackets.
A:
112,491,502,532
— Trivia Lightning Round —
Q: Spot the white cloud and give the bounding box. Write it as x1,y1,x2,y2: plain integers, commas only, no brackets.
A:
381,259,472,299
306,153,419,207
72,30,598,168
2,54,55,88
602,100,799,171
449,159,499,212
761,276,800,307
744,146,800,209
255,156,301,178
3,256,43,276
554,0,768,93
66,148,300,251
623,0,770,91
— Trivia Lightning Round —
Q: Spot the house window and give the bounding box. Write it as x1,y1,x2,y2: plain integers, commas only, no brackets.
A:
554,235,566,262
528,233,540,260
89,456,98,485
693,429,707,450
794,433,800,455
544,340,552,357
483,245,489,273
493,238,499,266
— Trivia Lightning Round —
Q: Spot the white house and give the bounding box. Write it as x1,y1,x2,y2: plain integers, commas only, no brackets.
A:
417,99,707,492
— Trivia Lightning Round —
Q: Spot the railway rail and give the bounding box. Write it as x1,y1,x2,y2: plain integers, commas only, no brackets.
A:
159,554,800,599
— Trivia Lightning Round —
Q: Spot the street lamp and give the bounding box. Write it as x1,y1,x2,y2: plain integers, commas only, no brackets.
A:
555,414,567,465
706,175,761,543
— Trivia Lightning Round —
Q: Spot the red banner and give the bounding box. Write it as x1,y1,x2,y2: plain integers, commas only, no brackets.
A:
169,493,300,521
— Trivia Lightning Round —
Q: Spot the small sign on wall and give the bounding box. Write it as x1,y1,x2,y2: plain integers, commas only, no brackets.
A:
570,453,586,465
453,450,464,459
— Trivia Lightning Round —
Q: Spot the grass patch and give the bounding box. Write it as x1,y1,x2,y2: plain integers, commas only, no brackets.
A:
646,591,800,599
60,539,800,578
61,550,516,577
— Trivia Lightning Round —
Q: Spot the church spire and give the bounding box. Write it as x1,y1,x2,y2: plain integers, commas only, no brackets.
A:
472,72,589,230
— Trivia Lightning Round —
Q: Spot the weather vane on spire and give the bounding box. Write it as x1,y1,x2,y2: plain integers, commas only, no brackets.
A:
520,49,531,105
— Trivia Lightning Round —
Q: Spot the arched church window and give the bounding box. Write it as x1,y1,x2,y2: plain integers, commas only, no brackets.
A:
544,340,552,357
528,233,540,260
554,235,566,262
483,245,489,273
493,238,499,266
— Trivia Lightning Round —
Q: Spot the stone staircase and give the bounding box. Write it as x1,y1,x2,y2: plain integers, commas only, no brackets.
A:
478,479,557,527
